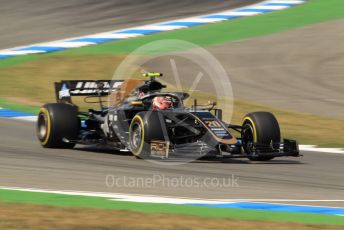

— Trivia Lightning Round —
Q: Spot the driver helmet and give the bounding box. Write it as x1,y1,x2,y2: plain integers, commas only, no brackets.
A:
152,96,173,110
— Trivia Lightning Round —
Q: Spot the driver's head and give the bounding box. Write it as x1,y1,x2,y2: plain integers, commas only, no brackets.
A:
152,96,173,110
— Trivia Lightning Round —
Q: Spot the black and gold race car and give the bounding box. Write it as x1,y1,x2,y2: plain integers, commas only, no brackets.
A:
36,72,299,161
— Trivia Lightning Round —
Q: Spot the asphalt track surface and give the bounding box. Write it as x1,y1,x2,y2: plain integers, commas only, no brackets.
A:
1,118,344,207
0,0,260,50
0,0,343,208
145,19,344,119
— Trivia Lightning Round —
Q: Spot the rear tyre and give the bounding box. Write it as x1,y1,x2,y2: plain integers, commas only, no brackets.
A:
242,112,280,161
37,103,79,148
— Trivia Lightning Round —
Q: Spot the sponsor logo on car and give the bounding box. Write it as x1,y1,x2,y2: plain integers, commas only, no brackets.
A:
59,84,71,99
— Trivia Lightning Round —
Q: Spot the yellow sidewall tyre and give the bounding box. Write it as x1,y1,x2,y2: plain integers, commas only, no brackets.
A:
129,114,149,159
242,112,280,161
36,103,78,148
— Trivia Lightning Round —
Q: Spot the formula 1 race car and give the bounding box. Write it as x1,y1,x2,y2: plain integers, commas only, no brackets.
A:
36,72,300,161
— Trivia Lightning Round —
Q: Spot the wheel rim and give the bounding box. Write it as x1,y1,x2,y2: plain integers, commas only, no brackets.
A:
130,122,142,152
242,123,254,154
37,112,48,141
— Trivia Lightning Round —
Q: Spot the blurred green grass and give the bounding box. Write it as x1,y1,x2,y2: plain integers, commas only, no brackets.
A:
1,189,344,226
1,0,344,68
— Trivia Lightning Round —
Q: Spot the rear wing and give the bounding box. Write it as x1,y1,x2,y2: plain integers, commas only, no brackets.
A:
54,80,124,103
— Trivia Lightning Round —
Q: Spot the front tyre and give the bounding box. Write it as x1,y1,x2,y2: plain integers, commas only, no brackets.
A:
129,113,149,159
37,103,79,148
242,112,281,161
129,111,167,159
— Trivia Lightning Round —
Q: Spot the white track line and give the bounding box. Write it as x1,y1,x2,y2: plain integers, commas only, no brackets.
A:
0,50,46,56
1,186,344,206
132,25,187,31
299,145,344,154
174,17,227,23
0,186,225,204
269,0,304,3
86,33,143,39
249,5,290,10
11,116,37,122
0,0,306,57
213,11,262,16
40,41,95,48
